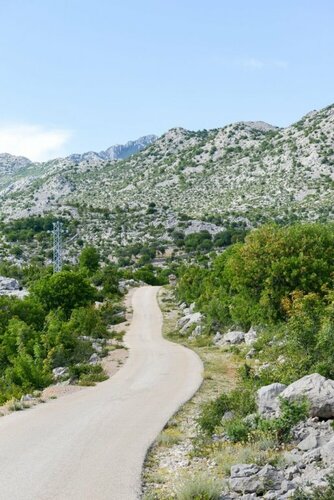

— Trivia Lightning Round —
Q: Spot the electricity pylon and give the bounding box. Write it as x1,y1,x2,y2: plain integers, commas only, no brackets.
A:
53,221,63,273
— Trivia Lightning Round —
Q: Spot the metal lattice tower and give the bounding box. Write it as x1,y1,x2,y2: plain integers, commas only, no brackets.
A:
53,221,63,273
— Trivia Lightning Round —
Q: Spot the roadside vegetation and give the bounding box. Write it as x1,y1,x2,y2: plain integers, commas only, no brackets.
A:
143,222,334,499
0,245,126,404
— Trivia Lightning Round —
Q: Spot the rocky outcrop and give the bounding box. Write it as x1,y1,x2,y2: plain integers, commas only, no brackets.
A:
226,418,334,497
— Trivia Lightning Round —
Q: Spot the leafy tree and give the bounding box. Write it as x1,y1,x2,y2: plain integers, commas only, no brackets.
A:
79,246,100,273
31,271,95,317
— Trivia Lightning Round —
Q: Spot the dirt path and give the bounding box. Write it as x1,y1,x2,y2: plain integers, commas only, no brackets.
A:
0,286,203,499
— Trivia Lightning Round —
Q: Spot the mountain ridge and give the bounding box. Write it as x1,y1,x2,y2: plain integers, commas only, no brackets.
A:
0,134,158,173
0,103,333,258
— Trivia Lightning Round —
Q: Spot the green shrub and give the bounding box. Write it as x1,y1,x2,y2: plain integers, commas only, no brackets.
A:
256,398,309,444
69,363,108,386
197,393,230,435
224,418,250,442
197,387,256,436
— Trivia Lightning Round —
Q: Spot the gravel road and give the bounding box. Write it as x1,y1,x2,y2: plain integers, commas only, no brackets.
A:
0,286,203,499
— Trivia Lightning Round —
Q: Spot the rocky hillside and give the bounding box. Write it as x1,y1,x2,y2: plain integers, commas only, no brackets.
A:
0,134,157,192
0,104,333,254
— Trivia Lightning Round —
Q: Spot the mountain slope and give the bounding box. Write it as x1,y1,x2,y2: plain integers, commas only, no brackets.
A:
1,104,333,253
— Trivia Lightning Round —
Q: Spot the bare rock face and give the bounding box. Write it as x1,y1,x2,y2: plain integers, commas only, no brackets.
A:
256,383,287,417
281,373,334,419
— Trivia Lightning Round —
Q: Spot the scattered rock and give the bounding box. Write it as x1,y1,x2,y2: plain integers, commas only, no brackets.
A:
222,410,235,421
297,429,319,451
92,342,103,353
0,276,28,298
246,348,256,359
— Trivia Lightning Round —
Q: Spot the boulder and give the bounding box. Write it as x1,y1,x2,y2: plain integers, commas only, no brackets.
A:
179,312,202,333
222,330,245,345
89,353,100,365
52,367,69,379
213,332,222,344
192,325,202,336
281,373,334,419
320,437,334,465
0,277,19,291
229,476,262,494
92,342,103,353
257,464,284,490
20,394,34,403
297,429,319,451
244,328,257,345
229,464,284,495
257,383,287,417
231,464,260,478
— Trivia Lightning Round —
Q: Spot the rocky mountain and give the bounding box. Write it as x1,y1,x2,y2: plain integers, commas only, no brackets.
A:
0,153,32,174
0,104,333,257
66,134,157,164
0,134,158,192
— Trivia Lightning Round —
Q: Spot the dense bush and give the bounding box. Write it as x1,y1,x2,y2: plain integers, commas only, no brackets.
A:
178,223,334,328
0,262,121,403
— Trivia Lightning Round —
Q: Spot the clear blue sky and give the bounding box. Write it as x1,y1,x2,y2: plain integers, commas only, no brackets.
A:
0,0,333,160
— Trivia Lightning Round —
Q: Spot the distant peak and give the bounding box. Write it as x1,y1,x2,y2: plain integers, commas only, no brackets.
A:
235,121,278,132
67,134,157,163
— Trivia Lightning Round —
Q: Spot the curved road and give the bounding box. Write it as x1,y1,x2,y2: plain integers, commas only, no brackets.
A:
0,286,203,500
